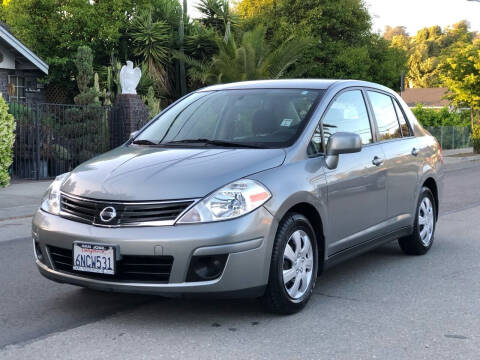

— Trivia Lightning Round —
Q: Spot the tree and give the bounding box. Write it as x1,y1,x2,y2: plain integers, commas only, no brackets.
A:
439,40,480,127
178,26,310,85
59,46,108,163
236,0,407,90
129,10,171,92
236,0,274,18
1,0,153,90
196,0,238,34
390,21,475,88
383,26,408,40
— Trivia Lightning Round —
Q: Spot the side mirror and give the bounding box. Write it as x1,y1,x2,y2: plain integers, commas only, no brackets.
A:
325,132,362,169
129,130,139,139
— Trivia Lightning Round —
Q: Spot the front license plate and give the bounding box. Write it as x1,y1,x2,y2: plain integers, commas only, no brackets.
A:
72,243,115,275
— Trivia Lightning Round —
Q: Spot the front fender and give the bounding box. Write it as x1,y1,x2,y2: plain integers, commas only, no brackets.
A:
250,158,329,258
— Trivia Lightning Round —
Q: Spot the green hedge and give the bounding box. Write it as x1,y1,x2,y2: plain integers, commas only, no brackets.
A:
0,95,15,187
411,104,470,127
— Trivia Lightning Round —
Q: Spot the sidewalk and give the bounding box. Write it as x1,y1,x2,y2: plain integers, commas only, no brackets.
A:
442,147,480,171
0,180,51,241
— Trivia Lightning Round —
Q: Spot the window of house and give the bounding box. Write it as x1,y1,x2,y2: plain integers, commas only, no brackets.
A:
8,75,25,101
367,91,402,141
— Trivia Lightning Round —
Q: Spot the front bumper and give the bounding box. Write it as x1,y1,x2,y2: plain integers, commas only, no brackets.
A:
32,207,277,296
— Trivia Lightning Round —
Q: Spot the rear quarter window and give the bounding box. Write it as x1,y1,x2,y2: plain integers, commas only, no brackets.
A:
367,91,402,141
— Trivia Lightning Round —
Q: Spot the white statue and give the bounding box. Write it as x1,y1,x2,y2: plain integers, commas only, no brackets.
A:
120,61,141,95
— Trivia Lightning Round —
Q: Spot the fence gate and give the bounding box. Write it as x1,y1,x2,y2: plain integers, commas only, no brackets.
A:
10,102,110,180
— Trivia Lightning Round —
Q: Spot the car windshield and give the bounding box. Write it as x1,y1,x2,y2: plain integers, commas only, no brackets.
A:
133,89,323,148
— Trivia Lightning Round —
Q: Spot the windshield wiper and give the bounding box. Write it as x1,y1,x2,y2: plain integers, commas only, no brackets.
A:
132,139,159,146
164,139,265,148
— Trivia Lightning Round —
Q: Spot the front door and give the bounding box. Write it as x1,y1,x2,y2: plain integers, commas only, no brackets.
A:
321,90,387,255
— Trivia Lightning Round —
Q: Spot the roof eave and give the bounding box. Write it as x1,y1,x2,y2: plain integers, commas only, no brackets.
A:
0,26,48,75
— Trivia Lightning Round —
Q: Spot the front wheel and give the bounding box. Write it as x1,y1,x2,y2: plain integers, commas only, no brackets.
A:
262,213,318,314
398,186,436,255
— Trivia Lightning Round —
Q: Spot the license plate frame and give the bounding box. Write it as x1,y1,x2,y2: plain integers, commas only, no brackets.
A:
72,242,116,275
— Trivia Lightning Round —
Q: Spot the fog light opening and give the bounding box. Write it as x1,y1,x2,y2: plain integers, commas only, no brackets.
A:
187,254,228,282
34,241,44,263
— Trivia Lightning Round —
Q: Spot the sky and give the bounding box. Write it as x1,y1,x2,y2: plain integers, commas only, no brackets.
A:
186,0,480,35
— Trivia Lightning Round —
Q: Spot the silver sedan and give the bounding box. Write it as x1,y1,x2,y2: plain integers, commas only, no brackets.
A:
33,79,443,314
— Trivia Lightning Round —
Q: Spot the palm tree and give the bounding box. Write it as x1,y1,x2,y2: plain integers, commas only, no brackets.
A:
177,25,311,86
196,0,238,34
129,10,171,92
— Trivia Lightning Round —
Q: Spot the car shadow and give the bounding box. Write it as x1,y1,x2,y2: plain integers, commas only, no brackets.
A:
75,241,408,323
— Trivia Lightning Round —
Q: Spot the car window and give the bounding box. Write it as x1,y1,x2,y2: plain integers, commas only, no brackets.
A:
393,99,412,137
321,90,373,147
308,123,323,155
135,89,323,148
367,91,402,141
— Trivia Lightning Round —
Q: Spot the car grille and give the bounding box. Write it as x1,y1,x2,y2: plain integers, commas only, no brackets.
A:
48,245,174,283
60,193,194,226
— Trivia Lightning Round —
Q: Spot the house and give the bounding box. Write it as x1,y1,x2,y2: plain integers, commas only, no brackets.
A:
0,22,48,103
401,87,450,109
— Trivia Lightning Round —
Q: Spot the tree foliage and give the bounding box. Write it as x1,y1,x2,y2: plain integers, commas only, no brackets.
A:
383,26,408,41
1,0,150,89
0,0,419,104
389,21,475,88
236,0,407,90
439,39,480,125
178,26,310,85
129,10,171,90
196,0,238,34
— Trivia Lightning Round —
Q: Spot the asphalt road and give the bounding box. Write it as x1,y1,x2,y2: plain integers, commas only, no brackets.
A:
1,162,480,359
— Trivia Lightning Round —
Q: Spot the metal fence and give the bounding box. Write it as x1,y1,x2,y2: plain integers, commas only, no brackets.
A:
10,102,110,180
425,126,472,150
10,101,151,180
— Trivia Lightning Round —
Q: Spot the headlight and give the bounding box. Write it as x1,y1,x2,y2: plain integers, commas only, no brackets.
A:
40,172,70,215
177,179,271,224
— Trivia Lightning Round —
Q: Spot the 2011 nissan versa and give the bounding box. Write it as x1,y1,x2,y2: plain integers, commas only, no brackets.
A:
33,80,443,314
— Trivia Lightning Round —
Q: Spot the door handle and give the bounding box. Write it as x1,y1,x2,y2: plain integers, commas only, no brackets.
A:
372,156,384,166
411,148,419,156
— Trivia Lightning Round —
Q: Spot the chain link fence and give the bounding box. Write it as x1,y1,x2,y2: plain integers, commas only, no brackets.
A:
425,126,472,150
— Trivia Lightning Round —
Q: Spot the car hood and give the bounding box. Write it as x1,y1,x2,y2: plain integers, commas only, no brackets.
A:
61,146,286,201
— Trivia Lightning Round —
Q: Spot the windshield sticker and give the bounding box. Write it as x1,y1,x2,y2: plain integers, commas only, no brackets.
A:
281,119,293,127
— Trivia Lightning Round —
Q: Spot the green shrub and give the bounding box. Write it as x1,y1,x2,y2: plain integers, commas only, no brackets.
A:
7,102,54,127
473,125,480,154
411,104,470,127
0,95,16,187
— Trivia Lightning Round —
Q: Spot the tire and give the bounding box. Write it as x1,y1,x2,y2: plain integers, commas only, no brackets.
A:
398,187,437,255
262,213,318,314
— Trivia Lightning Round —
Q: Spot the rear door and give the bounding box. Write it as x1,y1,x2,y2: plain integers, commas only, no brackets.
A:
366,90,419,228
321,89,388,255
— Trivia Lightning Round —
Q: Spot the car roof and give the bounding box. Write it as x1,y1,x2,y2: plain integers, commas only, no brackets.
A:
197,79,392,92
199,79,338,91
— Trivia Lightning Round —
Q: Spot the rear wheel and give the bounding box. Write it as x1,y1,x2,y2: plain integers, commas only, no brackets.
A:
398,187,436,255
262,213,318,314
